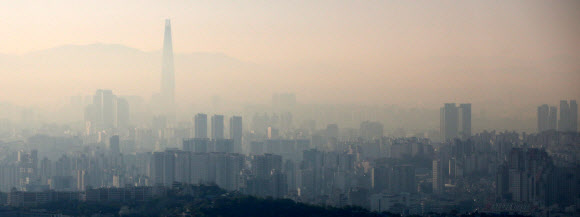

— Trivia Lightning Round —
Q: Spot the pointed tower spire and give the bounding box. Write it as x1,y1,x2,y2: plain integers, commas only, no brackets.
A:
161,19,175,107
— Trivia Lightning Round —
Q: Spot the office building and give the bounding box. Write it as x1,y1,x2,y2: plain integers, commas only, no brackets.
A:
558,100,578,132
459,104,471,139
84,90,130,130
559,100,570,132
440,103,472,141
440,103,458,141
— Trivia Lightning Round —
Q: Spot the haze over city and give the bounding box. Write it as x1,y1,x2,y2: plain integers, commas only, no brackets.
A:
1,1,578,117
0,1,579,216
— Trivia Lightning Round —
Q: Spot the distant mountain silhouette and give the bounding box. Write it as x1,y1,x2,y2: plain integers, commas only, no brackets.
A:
0,43,576,131
0,43,265,104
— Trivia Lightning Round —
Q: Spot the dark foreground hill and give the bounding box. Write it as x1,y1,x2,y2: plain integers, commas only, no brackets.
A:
1,184,528,217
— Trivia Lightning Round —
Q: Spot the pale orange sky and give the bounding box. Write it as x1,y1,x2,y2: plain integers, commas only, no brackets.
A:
1,1,579,63
0,0,579,111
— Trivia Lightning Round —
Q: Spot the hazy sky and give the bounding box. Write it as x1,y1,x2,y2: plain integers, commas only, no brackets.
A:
1,1,578,62
0,0,579,111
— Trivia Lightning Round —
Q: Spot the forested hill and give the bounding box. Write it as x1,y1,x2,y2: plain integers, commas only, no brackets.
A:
1,184,528,217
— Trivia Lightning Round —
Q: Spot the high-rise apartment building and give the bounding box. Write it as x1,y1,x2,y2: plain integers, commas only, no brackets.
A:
571,100,578,132
190,153,209,184
251,154,283,180
84,90,130,130
559,100,570,132
150,152,165,185
440,103,458,141
211,115,225,140
194,114,208,139
459,104,472,139
432,160,444,193
162,150,177,186
558,100,578,132
538,104,549,133
440,103,472,141
229,116,242,153
548,106,558,131
213,139,234,153
183,138,210,153
87,89,114,128
538,104,559,132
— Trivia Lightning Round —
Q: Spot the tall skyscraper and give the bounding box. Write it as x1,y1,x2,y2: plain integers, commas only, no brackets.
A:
211,115,225,140
77,170,87,191
195,113,208,139
459,103,472,139
571,100,578,132
556,100,578,132
432,160,444,193
440,103,458,141
229,116,243,153
161,19,175,113
84,90,129,130
538,104,559,132
548,106,558,131
440,103,472,141
537,104,549,133
95,89,115,128
559,100,570,132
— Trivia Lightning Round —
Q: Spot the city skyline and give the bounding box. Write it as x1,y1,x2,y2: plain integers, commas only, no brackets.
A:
0,2,579,216
0,18,577,134
0,1,578,115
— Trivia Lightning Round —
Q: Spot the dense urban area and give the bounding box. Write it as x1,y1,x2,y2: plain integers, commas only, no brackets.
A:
1,17,579,217
1,91,578,217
